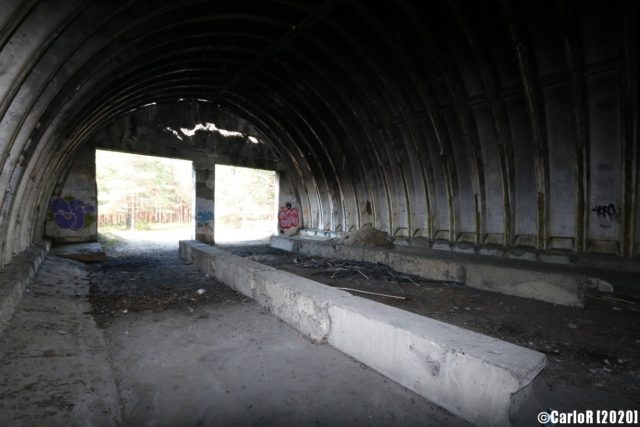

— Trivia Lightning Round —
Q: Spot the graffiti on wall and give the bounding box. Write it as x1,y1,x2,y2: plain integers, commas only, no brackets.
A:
196,210,214,235
278,203,299,230
48,196,96,230
592,203,621,229
196,210,214,226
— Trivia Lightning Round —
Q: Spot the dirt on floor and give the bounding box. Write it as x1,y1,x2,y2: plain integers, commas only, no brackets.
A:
90,231,249,328
223,244,640,412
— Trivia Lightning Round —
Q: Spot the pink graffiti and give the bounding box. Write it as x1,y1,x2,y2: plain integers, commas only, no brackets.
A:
278,207,299,229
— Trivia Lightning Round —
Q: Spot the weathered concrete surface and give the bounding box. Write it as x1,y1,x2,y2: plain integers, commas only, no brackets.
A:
181,242,347,342
463,263,585,307
0,241,50,334
44,144,98,244
0,256,120,426
108,301,468,427
194,163,216,244
0,247,470,426
277,174,303,236
180,240,547,426
327,299,545,427
271,235,587,307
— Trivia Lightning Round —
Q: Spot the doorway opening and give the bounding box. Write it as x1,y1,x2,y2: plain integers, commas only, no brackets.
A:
214,165,277,244
95,149,193,253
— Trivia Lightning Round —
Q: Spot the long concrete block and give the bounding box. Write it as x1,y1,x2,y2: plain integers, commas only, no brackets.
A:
464,263,585,307
181,241,349,341
270,236,586,306
0,241,50,333
269,236,297,252
328,297,545,426
180,240,546,426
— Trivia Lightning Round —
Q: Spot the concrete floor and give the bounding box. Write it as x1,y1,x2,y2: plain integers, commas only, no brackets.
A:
0,252,468,426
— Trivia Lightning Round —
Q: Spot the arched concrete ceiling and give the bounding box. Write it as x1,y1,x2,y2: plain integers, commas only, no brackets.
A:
0,0,638,266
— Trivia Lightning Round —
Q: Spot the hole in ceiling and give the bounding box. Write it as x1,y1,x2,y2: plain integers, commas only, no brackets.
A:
179,122,261,144
164,126,183,140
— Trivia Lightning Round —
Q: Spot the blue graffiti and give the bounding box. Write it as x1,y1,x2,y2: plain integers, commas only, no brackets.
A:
196,210,214,226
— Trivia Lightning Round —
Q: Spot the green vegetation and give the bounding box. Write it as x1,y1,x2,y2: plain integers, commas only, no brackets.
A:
96,150,277,240
96,150,192,230
215,165,276,229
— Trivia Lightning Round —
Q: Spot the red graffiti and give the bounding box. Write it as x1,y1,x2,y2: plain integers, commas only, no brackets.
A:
278,207,299,229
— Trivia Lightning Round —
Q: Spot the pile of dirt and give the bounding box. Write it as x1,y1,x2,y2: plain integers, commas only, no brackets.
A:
340,224,393,247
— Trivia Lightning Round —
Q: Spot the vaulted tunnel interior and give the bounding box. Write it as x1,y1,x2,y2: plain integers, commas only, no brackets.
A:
0,0,639,425
0,0,638,266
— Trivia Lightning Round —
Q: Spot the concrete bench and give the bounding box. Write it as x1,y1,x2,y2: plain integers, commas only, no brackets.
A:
271,235,587,306
0,241,50,333
180,240,546,426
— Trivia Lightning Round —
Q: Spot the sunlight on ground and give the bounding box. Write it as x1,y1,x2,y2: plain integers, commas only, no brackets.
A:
99,224,192,256
100,221,273,256
215,220,274,245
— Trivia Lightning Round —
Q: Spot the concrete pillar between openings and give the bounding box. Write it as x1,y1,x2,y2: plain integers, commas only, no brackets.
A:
194,164,215,244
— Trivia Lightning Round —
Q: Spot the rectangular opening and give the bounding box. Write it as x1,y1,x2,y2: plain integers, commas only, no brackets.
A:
214,164,277,244
96,149,193,246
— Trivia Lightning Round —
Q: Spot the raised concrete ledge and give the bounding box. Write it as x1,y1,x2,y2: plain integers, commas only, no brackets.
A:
271,235,587,307
0,241,50,333
328,299,545,426
180,240,546,426
181,241,350,341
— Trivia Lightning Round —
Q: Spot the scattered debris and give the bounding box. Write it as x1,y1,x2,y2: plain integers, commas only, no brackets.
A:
288,257,427,286
568,323,578,329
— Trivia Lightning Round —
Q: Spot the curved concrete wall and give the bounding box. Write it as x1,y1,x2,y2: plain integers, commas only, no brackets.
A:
0,0,638,266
